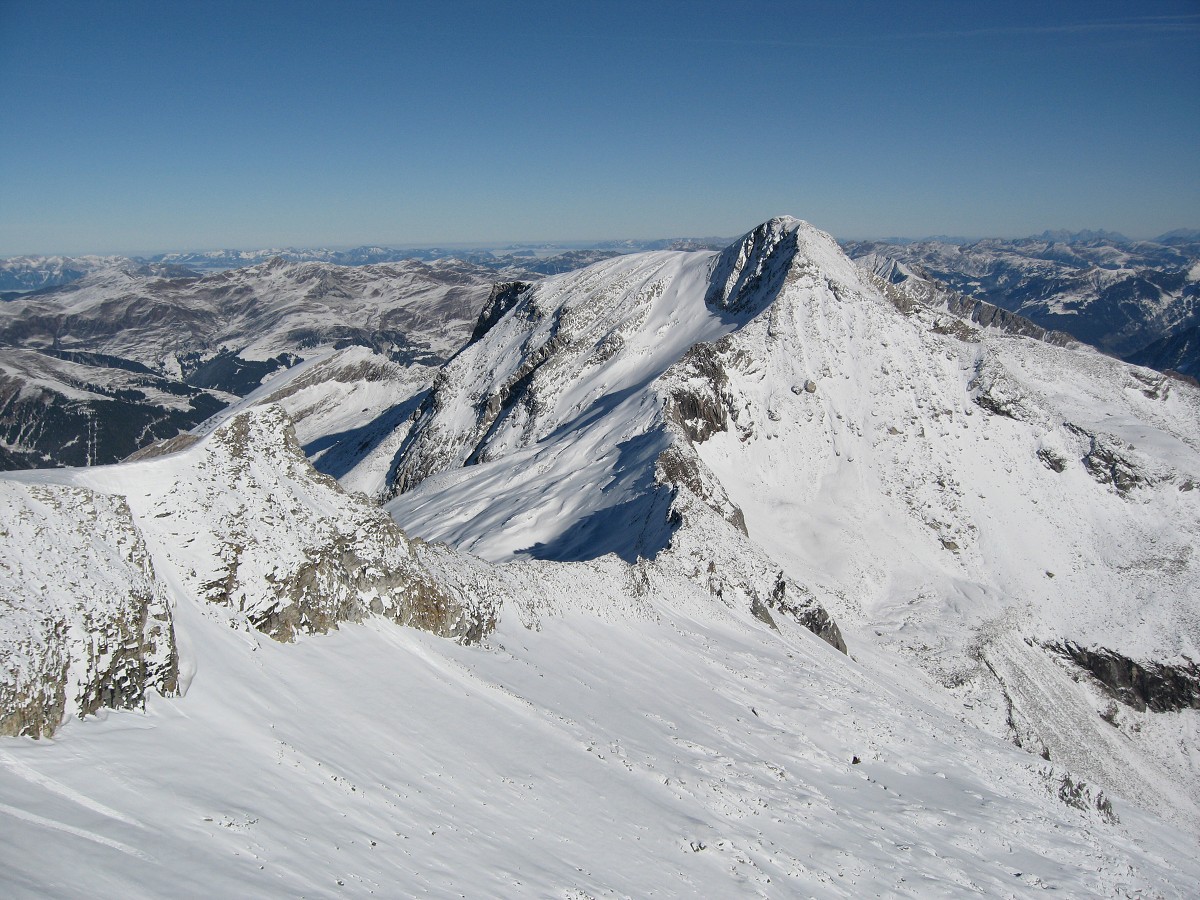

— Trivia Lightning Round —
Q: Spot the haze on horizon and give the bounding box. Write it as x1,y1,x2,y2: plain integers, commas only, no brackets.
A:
1,0,1197,256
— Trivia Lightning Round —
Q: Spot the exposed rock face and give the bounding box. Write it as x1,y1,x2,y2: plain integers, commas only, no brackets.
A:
705,217,801,316
1049,642,1200,712
969,357,1040,421
0,483,178,738
469,281,533,345
126,405,495,644
1064,423,1148,494
664,339,740,445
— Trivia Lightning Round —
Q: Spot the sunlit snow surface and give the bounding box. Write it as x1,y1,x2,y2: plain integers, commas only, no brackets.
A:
2,593,1197,897
2,219,1199,896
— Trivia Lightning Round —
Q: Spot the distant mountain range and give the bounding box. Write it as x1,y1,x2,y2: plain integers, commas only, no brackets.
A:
0,257,504,469
1,227,1197,473
0,237,734,293
843,230,1200,377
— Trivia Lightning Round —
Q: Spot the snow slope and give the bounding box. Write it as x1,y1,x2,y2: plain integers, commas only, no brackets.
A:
1,556,1198,897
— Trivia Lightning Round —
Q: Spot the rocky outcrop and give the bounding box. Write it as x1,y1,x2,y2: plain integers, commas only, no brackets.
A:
0,403,499,737
1048,642,1200,712
0,483,178,738
138,406,495,644
763,572,846,653
1063,423,1148,494
664,339,743,445
469,281,533,344
968,356,1052,423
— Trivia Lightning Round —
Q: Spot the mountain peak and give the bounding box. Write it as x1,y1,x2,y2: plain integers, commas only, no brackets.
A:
705,216,862,317
705,217,804,316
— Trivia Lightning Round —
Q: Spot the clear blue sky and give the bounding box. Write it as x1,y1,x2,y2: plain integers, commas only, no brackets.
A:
1,0,1197,255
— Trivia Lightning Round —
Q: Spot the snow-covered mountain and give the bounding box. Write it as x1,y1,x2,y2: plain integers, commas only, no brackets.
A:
0,349,227,469
0,257,497,374
843,233,1200,370
1,218,1198,896
0,255,132,294
389,218,1200,832
0,258,504,469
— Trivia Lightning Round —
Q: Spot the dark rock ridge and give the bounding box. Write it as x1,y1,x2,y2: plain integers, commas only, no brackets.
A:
469,281,533,345
942,292,1075,347
664,339,742,445
1048,642,1200,712
861,256,1077,347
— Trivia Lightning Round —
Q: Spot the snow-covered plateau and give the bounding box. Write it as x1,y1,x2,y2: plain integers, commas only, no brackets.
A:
1,218,1198,897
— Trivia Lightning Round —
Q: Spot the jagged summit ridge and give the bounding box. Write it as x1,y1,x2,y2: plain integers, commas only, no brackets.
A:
704,216,863,317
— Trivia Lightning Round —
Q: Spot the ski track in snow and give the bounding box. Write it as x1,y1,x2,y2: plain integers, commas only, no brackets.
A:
0,802,152,861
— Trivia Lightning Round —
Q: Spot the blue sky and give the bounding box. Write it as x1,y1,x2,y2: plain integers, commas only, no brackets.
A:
1,0,1197,254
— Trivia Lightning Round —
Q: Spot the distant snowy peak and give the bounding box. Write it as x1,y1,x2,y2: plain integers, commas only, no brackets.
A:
705,216,865,317
1036,228,1131,245
387,218,891,645
1155,228,1200,245
0,255,134,293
